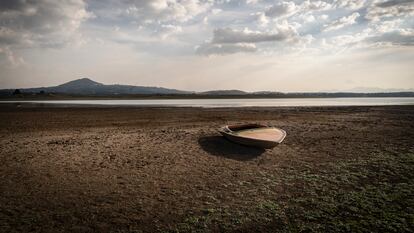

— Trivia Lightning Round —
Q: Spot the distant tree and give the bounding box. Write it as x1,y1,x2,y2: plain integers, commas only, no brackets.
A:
39,90,45,95
12,89,21,95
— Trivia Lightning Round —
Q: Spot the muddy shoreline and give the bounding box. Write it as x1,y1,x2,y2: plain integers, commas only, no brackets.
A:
1,105,413,232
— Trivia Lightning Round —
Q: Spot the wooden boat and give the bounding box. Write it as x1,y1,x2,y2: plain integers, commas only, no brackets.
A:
219,123,286,149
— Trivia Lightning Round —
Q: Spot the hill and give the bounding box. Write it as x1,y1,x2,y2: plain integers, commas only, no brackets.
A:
199,90,248,95
1,78,414,98
2,78,190,95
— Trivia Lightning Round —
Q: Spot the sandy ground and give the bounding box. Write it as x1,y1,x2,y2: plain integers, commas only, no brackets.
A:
0,105,413,232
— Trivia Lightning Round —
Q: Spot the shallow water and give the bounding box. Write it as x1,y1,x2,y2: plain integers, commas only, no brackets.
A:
2,97,414,107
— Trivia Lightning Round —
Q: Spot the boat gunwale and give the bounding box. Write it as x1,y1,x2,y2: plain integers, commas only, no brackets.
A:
219,124,286,144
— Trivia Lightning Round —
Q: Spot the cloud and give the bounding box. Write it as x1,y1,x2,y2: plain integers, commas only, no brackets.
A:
323,26,414,49
303,14,316,23
85,0,213,46
253,12,269,27
319,14,329,20
89,0,212,25
245,0,259,4
0,0,93,67
366,0,414,21
0,0,412,61
0,0,93,49
367,29,414,46
264,0,332,19
265,1,298,18
0,47,25,67
196,42,257,55
327,29,372,47
258,0,332,29
153,24,183,39
324,12,360,31
196,21,302,56
211,27,297,44
375,0,414,8
211,8,222,15
302,0,333,11
333,0,366,10
374,19,403,33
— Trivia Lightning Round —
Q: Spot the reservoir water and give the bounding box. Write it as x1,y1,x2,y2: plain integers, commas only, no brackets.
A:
2,97,414,107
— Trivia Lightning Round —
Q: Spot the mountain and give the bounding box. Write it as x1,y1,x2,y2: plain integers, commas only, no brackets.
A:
2,78,414,98
4,78,190,95
322,87,414,93
252,91,284,95
200,90,248,95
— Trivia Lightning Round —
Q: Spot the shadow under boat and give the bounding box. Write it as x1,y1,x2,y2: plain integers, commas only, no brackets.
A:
198,136,265,161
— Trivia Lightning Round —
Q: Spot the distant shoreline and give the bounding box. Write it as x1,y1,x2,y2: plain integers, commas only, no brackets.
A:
1,92,414,101
3,78,413,99
1,97,413,108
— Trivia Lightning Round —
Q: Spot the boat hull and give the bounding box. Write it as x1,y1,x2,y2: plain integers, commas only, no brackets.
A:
219,124,286,149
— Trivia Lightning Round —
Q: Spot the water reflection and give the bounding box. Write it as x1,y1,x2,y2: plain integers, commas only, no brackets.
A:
2,97,414,107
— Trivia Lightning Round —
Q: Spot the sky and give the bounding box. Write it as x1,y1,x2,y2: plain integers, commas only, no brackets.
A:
0,0,413,92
